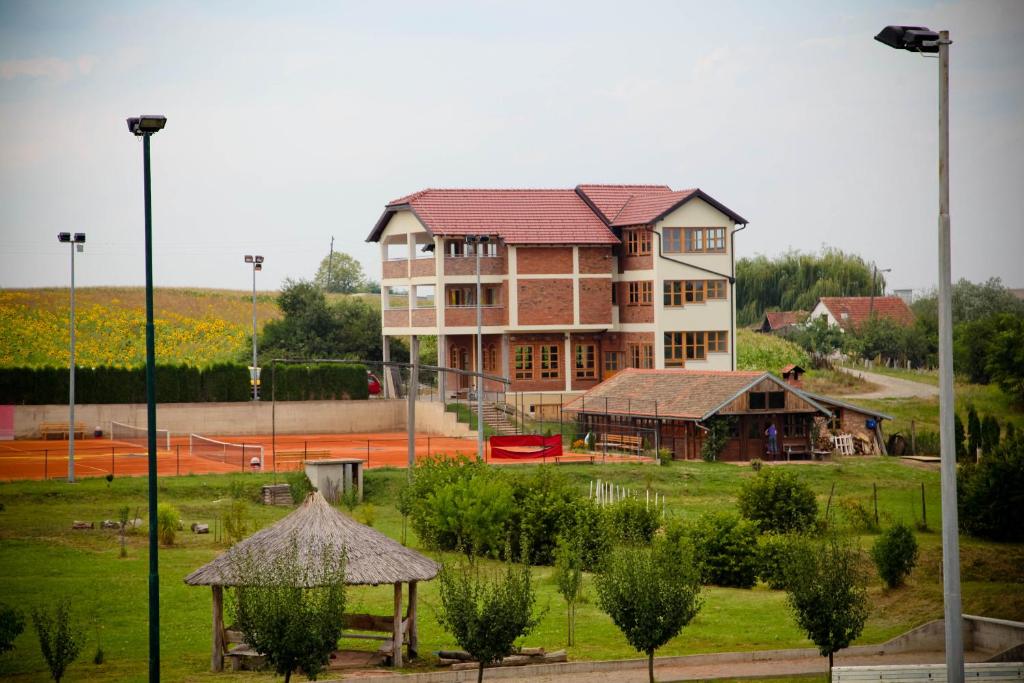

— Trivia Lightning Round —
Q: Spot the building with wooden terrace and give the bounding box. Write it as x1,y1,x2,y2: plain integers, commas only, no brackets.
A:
563,368,890,460
184,491,439,671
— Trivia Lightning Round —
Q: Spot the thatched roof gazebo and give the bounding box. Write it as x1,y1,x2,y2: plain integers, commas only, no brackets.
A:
185,491,439,671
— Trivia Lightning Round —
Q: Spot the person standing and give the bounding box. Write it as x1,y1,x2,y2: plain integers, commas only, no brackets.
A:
765,421,779,459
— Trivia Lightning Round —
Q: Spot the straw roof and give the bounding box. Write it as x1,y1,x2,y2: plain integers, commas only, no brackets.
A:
184,492,439,587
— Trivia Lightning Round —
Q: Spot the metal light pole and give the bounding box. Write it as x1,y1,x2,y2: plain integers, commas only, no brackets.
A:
244,255,264,400
57,232,86,482
465,235,489,461
869,265,891,319
127,113,167,683
875,26,962,683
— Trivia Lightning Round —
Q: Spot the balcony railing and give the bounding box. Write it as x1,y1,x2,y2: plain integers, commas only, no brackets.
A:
443,255,506,276
444,305,507,327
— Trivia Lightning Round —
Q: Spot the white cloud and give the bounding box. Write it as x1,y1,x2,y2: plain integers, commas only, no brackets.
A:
0,55,97,81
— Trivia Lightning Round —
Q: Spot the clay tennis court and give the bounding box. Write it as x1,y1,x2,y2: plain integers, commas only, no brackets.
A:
0,432,492,482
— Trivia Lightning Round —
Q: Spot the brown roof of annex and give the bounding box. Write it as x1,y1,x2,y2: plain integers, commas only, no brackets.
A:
817,296,915,330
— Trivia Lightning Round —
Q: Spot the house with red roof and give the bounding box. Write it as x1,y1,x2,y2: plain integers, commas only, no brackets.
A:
757,310,807,334
366,184,748,396
810,296,915,331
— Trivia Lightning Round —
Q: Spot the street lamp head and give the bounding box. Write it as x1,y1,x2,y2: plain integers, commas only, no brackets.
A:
254,263,262,271
479,236,490,243
244,255,254,263
875,25,940,53
57,232,72,243
73,233,86,243
254,255,264,264
127,115,167,136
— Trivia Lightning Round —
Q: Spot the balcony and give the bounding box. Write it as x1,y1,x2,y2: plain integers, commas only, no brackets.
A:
411,308,436,327
382,308,410,327
410,258,436,277
443,255,506,276
382,259,409,280
445,305,508,327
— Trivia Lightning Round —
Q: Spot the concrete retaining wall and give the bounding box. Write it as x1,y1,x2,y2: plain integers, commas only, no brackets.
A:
873,615,1024,656
13,400,474,438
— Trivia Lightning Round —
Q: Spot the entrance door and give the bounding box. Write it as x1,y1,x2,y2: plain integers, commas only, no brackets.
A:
743,416,768,460
450,346,471,390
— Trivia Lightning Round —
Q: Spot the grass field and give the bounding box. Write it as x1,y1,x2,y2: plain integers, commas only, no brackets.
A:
1,458,1022,682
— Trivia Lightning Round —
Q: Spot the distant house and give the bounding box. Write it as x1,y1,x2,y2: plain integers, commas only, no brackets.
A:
809,296,914,332
563,368,890,460
757,310,806,334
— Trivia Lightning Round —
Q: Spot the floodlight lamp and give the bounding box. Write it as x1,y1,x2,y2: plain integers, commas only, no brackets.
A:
254,263,262,271
58,232,72,243
464,235,475,244
479,235,490,243
73,233,86,243
127,114,168,136
254,255,264,264
874,25,940,53
244,255,254,263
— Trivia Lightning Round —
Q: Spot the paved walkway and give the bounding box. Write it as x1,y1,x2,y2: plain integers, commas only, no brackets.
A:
838,367,939,400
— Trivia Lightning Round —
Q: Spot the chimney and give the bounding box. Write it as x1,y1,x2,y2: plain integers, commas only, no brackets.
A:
781,364,804,388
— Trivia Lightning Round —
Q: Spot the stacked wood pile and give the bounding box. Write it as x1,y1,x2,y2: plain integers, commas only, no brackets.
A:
261,484,292,506
437,647,567,669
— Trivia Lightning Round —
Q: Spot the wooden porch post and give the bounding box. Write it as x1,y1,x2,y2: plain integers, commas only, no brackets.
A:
211,585,225,672
392,582,404,668
408,580,418,659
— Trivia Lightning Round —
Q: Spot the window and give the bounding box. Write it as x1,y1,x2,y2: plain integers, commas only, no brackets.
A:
685,332,706,360
483,345,498,372
624,229,651,256
682,228,726,253
707,331,728,353
768,391,786,409
446,240,466,257
749,392,766,410
664,281,683,307
628,281,652,305
685,280,705,303
604,351,621,372
664,332,685,367
707,280,726,299
784,415,808,437
629,343,654,369
611,283,618,305
664,227,682,253
514,346,533,380
446,239,497,257
540,345,560,379
448,287,472,306
482,285,499,306
574,344,596,379
749,391,785,410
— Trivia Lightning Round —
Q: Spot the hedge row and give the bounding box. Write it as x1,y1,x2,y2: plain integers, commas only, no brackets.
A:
0,363,368,405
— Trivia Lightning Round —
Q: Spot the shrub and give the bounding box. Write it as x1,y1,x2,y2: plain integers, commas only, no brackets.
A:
31,599,81,683
509,469,579,565
958,437,1024,541
607,497,660,545
757,533,813,590
565,499,613,572
223,499,249,544
684,513,760,588
700,416,735,462
156,503,180,546
912,430,940,456
416,461,515,557
871,522,919,588
737,468,818,533
750,458,763,472
836,498,880,534
0,603,25,654
286,470,314,504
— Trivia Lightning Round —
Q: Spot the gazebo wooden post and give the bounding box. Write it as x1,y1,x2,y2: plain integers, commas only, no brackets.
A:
211,585,225,672
392,581,404,668
408,580,418,659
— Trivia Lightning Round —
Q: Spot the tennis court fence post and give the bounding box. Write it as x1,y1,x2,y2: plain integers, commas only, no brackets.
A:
176,446,180,476
303,441,308,464
112,447,115,476
427,437,431,458
44,449,48,480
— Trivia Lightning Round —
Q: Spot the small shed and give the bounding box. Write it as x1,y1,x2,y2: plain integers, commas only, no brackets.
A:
184,491,439,671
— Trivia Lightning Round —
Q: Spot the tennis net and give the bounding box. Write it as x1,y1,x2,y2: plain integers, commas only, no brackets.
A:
189,433,264,469
110,421,170,450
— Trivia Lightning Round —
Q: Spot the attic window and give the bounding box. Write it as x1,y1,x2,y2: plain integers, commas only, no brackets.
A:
841,312,849,320
749,391,786,410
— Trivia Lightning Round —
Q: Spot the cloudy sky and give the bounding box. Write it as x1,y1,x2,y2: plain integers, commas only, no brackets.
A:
1,0,1021,294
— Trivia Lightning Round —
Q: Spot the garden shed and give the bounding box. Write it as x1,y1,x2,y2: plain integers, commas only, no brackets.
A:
184,491,439,671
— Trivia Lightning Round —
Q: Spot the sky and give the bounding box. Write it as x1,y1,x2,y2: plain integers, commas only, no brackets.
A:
1,0,1022,295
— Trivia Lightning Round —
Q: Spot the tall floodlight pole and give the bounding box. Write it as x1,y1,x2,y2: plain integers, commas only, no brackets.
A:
244,255,264,400
875,26,962,683
869,265,891,319
57,232,86,482
465,235,489,461
127,113,167,683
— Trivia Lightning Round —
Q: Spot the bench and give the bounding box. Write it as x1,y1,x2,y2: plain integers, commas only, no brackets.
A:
39,422,87,440
340,613,409,665
275,449,331,463
832,662,1024,683
223,626,265,672
784,444,810,461
597,434,643,455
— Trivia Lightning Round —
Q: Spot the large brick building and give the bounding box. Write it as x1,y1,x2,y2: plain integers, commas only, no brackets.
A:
366,184,748,396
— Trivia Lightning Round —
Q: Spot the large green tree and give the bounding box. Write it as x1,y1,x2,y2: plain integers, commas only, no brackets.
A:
314,252,368,293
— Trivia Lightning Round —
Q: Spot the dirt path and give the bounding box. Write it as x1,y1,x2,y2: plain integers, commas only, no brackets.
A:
837,367,939,400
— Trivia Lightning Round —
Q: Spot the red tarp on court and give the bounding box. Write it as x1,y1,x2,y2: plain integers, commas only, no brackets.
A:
489,434,563,459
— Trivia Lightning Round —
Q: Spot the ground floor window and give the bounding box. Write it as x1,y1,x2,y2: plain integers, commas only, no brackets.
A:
540,345,560,379
664,333,685,367
783,414,809,438
483,344,498,373
629,343,654,369
575,343,596,379
514,345,534,380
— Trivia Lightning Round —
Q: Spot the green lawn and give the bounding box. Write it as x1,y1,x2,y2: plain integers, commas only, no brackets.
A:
839,363,940,387
1,460,1022,682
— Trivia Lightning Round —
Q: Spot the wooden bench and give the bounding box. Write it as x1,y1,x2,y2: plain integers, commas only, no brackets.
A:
784,444,811,461
340,613,409,665
39,422,87,440
274,449,331,463
597,434,643,455
832,662,1024,683
223,626,265,672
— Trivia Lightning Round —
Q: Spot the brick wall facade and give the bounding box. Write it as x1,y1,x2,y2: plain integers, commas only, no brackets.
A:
411,308,436,326
516,247,573,274
444,253,507,276
508,332,566,392
410,258,435,277
579,278,612,324
617,282,654,323
578,247,613,274
518,279,573,325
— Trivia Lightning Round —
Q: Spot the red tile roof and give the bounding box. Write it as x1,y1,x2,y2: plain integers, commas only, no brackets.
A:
575,184,748,226
818,296,915,330
563,368,768,420
764,311,805,330
368,189,618,245
611,190,698,226
574,184,672,223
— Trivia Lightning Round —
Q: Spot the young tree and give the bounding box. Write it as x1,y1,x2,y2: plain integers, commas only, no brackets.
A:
314,251,367,293
785,535,869,678
230,539,347,683
595,538,703,683
553,535,583,646
0,603,25,654
870,522,919,589
967,405,981,461
737,468,818,534
954,414,968,461
980,415,1001,456
31,599,81,683
436,558,540,683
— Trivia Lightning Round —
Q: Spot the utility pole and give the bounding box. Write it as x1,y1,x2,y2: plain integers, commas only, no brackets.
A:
327,236,335,291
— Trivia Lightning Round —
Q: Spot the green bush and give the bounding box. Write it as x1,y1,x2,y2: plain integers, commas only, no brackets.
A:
607,497,660,545
958,436,1024,541
565,499,614,572
0,602,25,654
682,513,760,588
286,471,314,503
738,468,818,533
757,533,813,590
509,469,580,565
156,503,180,546
871,522,919,588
